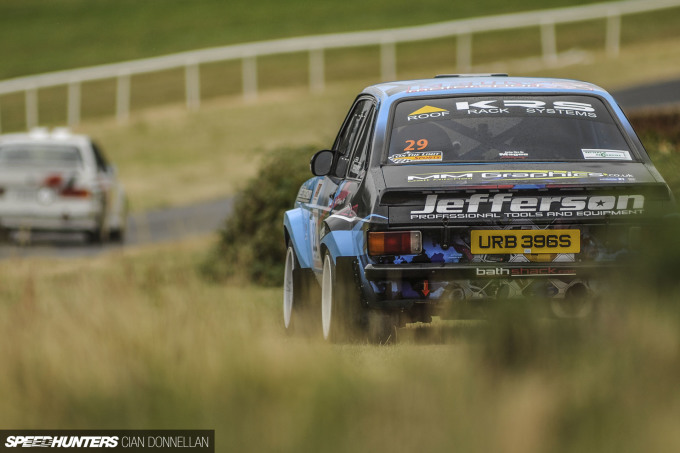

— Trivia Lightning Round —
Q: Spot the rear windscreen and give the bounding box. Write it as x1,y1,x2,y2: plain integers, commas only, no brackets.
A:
388,95,633,164
0,145,83,168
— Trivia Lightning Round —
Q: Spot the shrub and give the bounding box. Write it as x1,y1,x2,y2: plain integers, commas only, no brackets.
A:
203,145,320,286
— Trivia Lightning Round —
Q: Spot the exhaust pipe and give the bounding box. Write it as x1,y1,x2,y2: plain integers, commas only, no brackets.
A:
550,282,594,318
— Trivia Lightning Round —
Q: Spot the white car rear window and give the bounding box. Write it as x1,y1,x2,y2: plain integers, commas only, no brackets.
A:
0,144,83,169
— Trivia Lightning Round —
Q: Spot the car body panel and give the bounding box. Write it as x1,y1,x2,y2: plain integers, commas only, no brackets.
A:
284,76,674,315
0,128,127,239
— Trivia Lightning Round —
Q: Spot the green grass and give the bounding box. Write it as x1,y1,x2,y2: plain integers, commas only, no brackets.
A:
1,237,680,453
0,0,622,80
3,1,680,131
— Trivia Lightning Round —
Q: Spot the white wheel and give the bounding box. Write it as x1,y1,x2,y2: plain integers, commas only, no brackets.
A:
283,246,296,329
321,253,334,340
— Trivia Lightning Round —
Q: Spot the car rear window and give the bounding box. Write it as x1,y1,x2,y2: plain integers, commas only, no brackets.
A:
0,144,83,169
387,95,633,164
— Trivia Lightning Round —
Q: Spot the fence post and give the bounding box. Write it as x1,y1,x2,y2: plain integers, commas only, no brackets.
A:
25,87,38,130
116,72,131,123
457,32,472,72
541,20,558,65
309,48,325,93
67,81,81,127
380,41,397,82
185,62,201,111
242,55,258,102
606,11,621,57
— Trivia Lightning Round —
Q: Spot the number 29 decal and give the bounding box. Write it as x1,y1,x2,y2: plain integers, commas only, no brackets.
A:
404,139,429,151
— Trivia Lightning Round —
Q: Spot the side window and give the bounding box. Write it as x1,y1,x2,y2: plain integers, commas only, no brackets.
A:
90,141,109,173
332,98,374,178
347,107,375,180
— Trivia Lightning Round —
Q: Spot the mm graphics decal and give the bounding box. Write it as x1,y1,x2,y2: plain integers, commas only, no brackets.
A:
409,193,645,220
407,170,636,183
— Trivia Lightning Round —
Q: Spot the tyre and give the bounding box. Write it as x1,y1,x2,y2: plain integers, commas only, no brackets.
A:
0,228,11,243
321,252,368,342
85,228,103,244
283,243,318,336
109,227,126,243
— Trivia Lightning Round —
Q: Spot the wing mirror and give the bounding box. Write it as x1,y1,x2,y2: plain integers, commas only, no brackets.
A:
310,150,334,176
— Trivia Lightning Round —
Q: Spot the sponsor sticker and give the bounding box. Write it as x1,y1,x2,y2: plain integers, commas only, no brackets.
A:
582,149,632,160
454,99,597,118
296,187,313,203
499,151,528,159
407,106,449,121
474,267,578,277
389,151,443,164
408,193,646,221
406,81,598,93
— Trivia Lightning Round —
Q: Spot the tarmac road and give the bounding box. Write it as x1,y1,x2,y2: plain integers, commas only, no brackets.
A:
613,78,680,111
0,77,678,258
0,197,233,258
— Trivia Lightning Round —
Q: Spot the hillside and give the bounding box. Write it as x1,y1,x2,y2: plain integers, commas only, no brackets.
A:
0,0,632,79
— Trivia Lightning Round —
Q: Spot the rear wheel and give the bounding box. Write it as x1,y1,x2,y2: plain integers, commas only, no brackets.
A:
321,253,344,341
109,223,126,243
86,228,103,244
321,252,382,342
283,243,318,336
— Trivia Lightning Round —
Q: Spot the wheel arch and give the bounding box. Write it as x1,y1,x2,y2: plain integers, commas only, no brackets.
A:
283,207,312,269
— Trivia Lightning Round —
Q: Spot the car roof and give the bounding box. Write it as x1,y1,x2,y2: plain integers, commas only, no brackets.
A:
362,75,610,103
0,128,91,148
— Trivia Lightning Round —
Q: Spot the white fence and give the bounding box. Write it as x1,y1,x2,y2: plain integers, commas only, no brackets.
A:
1,0,679,130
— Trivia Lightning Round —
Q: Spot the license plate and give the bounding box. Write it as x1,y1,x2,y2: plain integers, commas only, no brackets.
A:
471,229,580,254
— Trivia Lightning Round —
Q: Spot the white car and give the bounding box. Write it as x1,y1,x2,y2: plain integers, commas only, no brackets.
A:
0,128,127,243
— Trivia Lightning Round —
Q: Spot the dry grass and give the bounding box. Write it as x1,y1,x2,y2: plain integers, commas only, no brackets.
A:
1,238,680,453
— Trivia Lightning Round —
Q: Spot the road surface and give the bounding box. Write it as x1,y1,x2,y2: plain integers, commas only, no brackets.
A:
0,197,234,258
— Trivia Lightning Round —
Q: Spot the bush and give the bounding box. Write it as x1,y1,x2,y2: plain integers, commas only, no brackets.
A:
629,109,680,198
203,145,319,286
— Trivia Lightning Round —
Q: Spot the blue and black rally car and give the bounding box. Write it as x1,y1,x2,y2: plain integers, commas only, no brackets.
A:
283,75,673,342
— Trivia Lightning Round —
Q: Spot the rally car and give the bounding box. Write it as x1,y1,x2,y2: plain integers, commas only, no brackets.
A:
0,128,128,243
283,75,674,342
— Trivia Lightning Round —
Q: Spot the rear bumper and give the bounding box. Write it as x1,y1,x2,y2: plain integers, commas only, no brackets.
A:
0,200,101,232
364,262,616,280
0,213,99,231
359,261,622,310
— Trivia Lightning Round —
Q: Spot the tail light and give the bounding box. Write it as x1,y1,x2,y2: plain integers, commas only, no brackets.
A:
60,187,91,198
368,231,422,256
42,174,91,198
44,174,63,188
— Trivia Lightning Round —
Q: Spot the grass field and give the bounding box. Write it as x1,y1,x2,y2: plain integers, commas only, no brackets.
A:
2,3,680,447
41,33,680,213
0,0,639,80
1,237,679,453
2,1,680,131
